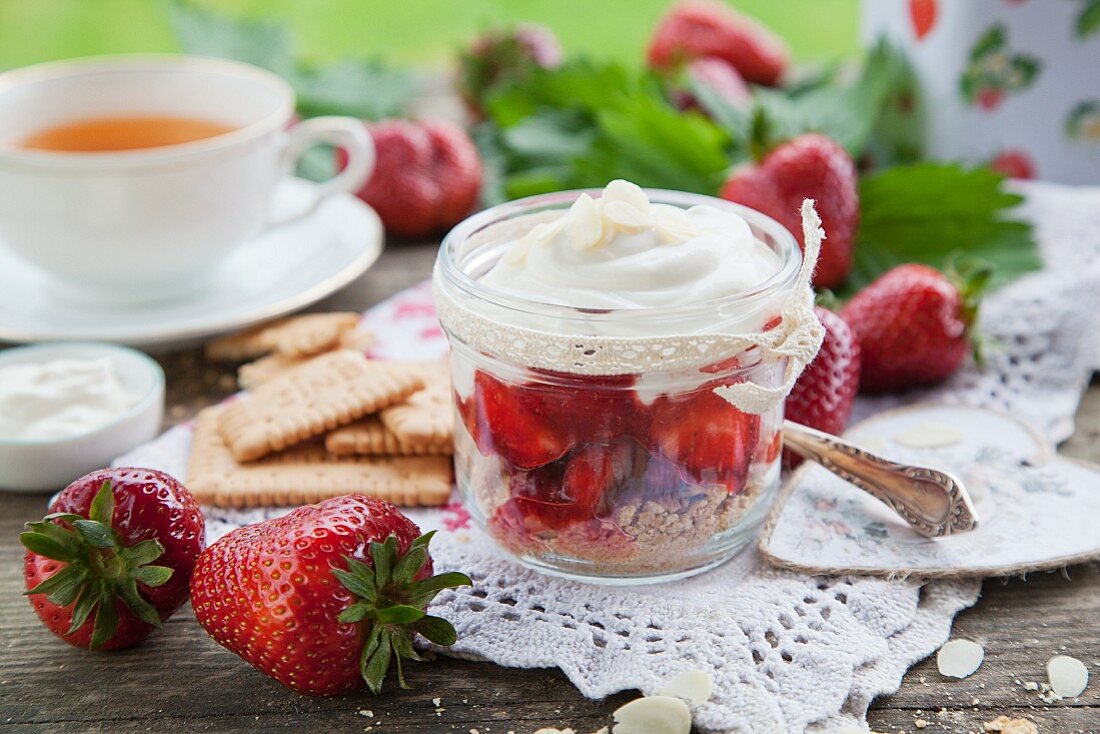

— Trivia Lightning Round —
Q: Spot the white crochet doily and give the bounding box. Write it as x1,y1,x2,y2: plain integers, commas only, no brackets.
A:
116,181,1100,733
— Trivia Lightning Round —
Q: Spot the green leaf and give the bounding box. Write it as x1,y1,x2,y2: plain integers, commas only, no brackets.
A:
1009,56,1041,89
389,627,425,663
118,579,163,628
131,565,173,588
90,597,119,650
88,481,115,525
167,0,295,78
20,531,75,562
25,564,85,606
371,537,397,588
337,600,374,624
849,163,1041,294
362,635,393,694
1078,0,1100,38
333,568,376,601
374,605,425,625
413,615,458,646
72,520,116,549
747,39,911,159
121,540,164,568
391,545,428,586
66,588,98,635
408,572,473,604
292,61,415,120
24,521,80,555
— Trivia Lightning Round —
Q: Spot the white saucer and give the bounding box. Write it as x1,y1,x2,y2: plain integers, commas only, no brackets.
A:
0,178,383,350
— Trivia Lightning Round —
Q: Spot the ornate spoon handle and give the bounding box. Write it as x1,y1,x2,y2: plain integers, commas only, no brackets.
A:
781,420,979,538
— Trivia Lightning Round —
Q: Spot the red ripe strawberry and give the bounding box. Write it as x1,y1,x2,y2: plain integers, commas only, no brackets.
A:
346,119,482,239
190,495,470,696
908,0,938,40
21,468,204,651
647,0,789,86
720,133,859,289
671,57,753,113
840,263,988,393
459,24,563,114
649,382,761,492
990,149,1036,179
784,307,861,466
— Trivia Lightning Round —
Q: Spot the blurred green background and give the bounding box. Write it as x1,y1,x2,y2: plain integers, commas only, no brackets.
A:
0,0,861,71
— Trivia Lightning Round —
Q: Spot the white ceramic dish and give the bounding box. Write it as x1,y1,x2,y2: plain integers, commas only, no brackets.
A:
0,177,383,350
0,342,164,493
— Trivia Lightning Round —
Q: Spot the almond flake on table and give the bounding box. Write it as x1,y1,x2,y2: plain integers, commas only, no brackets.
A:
936,638,985,678
612,695,691,734
1046,654,1089,697
657,669,714,706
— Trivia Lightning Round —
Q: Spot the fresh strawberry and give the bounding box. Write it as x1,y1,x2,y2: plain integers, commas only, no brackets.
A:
647,0,789,86
190,495,470,696
990,149,1036,179
459,24,563,114
840,263,989,393
670,57,752,113
344,119,482,239
784,307,861,466
21,468,204,651
720,133,859,289
649,381,760,492
908,0,938,40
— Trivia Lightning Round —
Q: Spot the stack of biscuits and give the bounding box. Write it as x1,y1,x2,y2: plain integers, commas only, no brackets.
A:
188,313,454,508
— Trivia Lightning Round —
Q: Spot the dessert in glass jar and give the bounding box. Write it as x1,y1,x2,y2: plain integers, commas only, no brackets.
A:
433,180,819,584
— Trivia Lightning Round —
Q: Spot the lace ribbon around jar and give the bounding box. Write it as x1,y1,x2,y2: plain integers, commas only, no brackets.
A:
433,200,826,415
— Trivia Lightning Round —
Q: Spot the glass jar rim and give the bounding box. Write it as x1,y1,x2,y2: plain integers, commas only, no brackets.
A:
435,187,803,326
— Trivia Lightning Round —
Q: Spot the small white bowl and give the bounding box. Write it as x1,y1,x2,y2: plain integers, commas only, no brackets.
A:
0,342,165,492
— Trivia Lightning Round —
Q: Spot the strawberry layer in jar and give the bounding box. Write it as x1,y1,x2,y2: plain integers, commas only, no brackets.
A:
433,180,807,584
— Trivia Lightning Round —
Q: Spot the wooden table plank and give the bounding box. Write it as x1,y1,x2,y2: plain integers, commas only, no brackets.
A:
1,242,1097,733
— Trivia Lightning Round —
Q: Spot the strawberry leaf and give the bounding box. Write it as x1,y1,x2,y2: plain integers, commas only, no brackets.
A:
19,532,74,562
25,564,85,604
848,163,1040,294
67,588,98,635
72,520,116,549
120,539,164,568
374,604,425,625
88,482,114,525
130,565,173,588
414,615,459,646
90,596,119,651
363,636,392,694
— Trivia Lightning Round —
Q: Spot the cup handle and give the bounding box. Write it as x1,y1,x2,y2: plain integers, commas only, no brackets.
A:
265,116,375,229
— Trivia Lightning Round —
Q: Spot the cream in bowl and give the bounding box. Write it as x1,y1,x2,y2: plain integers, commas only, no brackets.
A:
0,343,164,492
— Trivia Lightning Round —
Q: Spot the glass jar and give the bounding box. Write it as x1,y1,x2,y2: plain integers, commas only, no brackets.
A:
434,189,803,584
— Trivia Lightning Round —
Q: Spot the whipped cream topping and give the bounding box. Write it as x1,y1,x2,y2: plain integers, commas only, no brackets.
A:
480,180,782,310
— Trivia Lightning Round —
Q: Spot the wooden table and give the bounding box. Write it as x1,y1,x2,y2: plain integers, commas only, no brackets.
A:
2,242,1098,734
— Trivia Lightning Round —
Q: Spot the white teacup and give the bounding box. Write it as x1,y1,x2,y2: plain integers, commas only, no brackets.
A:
0,55,374,302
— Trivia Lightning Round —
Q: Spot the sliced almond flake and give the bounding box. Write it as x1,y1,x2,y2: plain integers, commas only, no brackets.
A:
983,715,1038,734
657,669,714,707
603,200,652,231
612,695,691,734
936,639,984,678
893,422,967,448
568,193,605,251
1047,654,1089,697
602,179,650,211
653,205,699,244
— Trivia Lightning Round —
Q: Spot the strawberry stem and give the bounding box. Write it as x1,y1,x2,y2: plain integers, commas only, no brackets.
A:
20,481,173,650
334,531,471,694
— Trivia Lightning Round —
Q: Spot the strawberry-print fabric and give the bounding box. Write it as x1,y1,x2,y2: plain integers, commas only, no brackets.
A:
863,0,1100,184
116,181,1100,732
